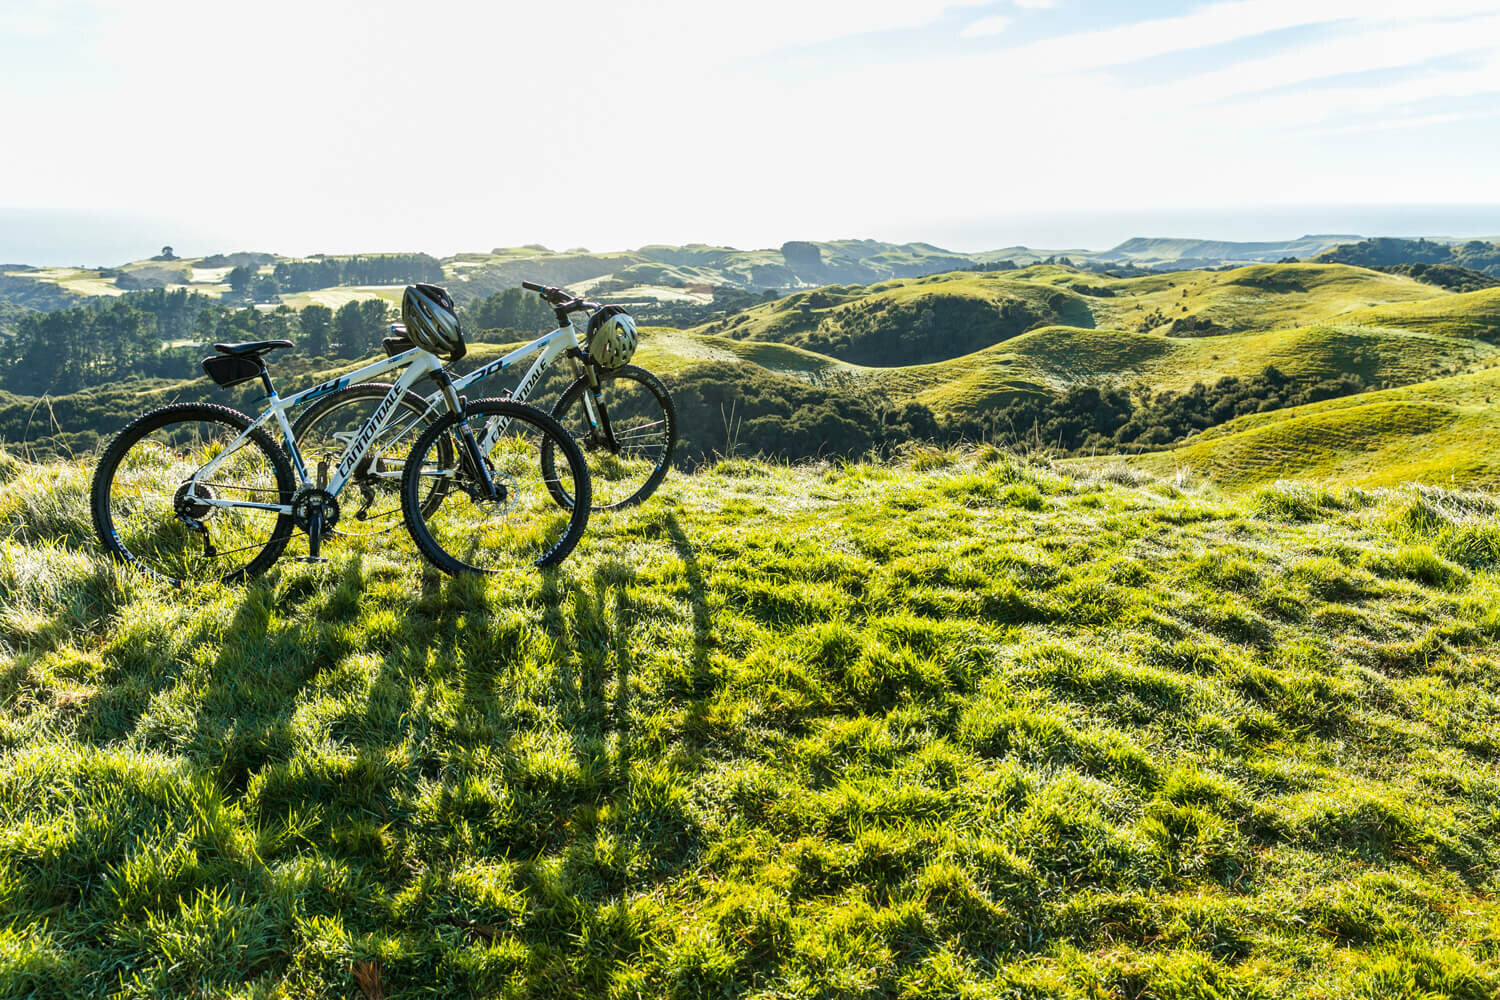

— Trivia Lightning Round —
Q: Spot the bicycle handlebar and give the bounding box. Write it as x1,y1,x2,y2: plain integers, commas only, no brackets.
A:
521,280,600,313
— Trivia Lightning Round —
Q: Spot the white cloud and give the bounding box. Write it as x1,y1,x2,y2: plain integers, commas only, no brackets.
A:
1134,14,1500,106
1295,108,1500,136
960,15,1013,38
984,0,1500,75
1013,0,1057,7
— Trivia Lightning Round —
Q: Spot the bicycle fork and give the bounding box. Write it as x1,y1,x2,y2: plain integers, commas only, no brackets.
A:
576,358,621,454
436,371,505,502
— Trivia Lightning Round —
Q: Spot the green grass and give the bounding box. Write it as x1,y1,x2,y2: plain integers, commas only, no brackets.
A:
3,447,1500,996
1086,263,1445,334
1342,287,1500,340
276,286,409,310
1107,365,1500,491
677,264,1484,416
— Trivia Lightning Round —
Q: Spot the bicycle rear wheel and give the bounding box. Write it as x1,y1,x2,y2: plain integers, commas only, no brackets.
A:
91,403,295,585
401,398,591,574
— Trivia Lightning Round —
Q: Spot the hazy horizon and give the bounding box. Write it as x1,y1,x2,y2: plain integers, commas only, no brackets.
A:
4,203,1500,268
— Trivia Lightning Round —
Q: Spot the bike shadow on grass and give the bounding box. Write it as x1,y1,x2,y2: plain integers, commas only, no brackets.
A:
535,560,639,781
72,554,368,793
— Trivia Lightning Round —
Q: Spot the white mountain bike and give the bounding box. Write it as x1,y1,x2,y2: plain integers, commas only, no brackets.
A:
290,282,676,536
91,334,592,585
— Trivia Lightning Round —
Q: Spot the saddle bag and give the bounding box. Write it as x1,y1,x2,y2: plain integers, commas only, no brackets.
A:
202,354,265,388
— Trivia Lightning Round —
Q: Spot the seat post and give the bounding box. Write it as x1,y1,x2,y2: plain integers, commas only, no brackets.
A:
259,366,277,398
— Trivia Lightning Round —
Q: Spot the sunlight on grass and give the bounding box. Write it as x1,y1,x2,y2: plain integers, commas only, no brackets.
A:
0,446,1498,996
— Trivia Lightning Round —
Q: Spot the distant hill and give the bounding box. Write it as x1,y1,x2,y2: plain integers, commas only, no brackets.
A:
1096,234,1359,268
1,235,1413,323
10,260,1500,486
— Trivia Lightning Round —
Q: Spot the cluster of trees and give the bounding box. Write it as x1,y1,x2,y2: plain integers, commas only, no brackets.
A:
790,293,1052,366
1374,263,1500,293
622,287,781,329
460,287,557,337
0,300,162,394
1317,238,1500,277
226,254,444,301
0,292,398,394
670,361,945,464
958,366,1366,452
454,285,787,336
668,363,1368,465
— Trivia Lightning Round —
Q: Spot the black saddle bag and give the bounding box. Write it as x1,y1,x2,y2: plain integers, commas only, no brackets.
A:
202,355,265,388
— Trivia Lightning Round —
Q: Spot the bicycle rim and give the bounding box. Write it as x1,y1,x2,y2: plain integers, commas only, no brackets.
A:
94,406,293,585
549,365,675,510
403,399,590,574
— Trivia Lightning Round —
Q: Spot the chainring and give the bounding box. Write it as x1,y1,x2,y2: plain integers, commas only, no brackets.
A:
290,487,341,532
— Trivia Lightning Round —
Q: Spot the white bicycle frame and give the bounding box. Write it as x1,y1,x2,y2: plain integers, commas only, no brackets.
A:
188,345,452,515
331,320,603,476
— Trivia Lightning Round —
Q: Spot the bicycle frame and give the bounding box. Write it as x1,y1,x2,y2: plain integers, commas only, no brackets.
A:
453,322,584,416
189,346,448,515
333,321,603,476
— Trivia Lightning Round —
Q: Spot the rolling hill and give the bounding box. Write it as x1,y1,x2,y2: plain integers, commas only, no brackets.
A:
4,257,1499,489
1104,365,1500,491
681,263,1495,414
0,236,1422,322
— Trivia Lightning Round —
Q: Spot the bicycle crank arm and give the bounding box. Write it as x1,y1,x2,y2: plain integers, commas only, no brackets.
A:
301,509,327,563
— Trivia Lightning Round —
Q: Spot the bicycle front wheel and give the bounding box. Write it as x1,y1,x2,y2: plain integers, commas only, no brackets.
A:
401,398,591,574
546,364,676,510
91,403,295,586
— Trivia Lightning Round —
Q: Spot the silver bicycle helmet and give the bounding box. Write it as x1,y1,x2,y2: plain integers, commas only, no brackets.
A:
585,305,638,368
401,283,466,361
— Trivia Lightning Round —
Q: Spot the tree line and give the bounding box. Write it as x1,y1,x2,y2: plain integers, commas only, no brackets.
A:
227,254,444,301
0,284,615,395
0,291,396,394
667,364,1370,465
1316,238,1500,278
953,367,1366,452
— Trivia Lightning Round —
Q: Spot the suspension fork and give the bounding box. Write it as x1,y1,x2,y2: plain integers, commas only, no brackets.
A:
434,370,503,500
574,356,620,453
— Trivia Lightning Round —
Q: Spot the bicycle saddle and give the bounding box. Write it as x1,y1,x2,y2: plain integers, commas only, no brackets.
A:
214,340,293,357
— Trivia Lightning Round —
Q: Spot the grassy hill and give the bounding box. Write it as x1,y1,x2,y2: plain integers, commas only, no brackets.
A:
5,259,1500,488
2,448,1499,996
698,263,1450,355
1106,365,1500,491
3,239,1419,320
678,264,1494,416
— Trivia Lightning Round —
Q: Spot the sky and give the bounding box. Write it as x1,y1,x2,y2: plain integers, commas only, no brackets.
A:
3,0,1500,263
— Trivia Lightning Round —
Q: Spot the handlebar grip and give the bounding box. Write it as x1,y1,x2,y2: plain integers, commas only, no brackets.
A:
521,280,546,292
